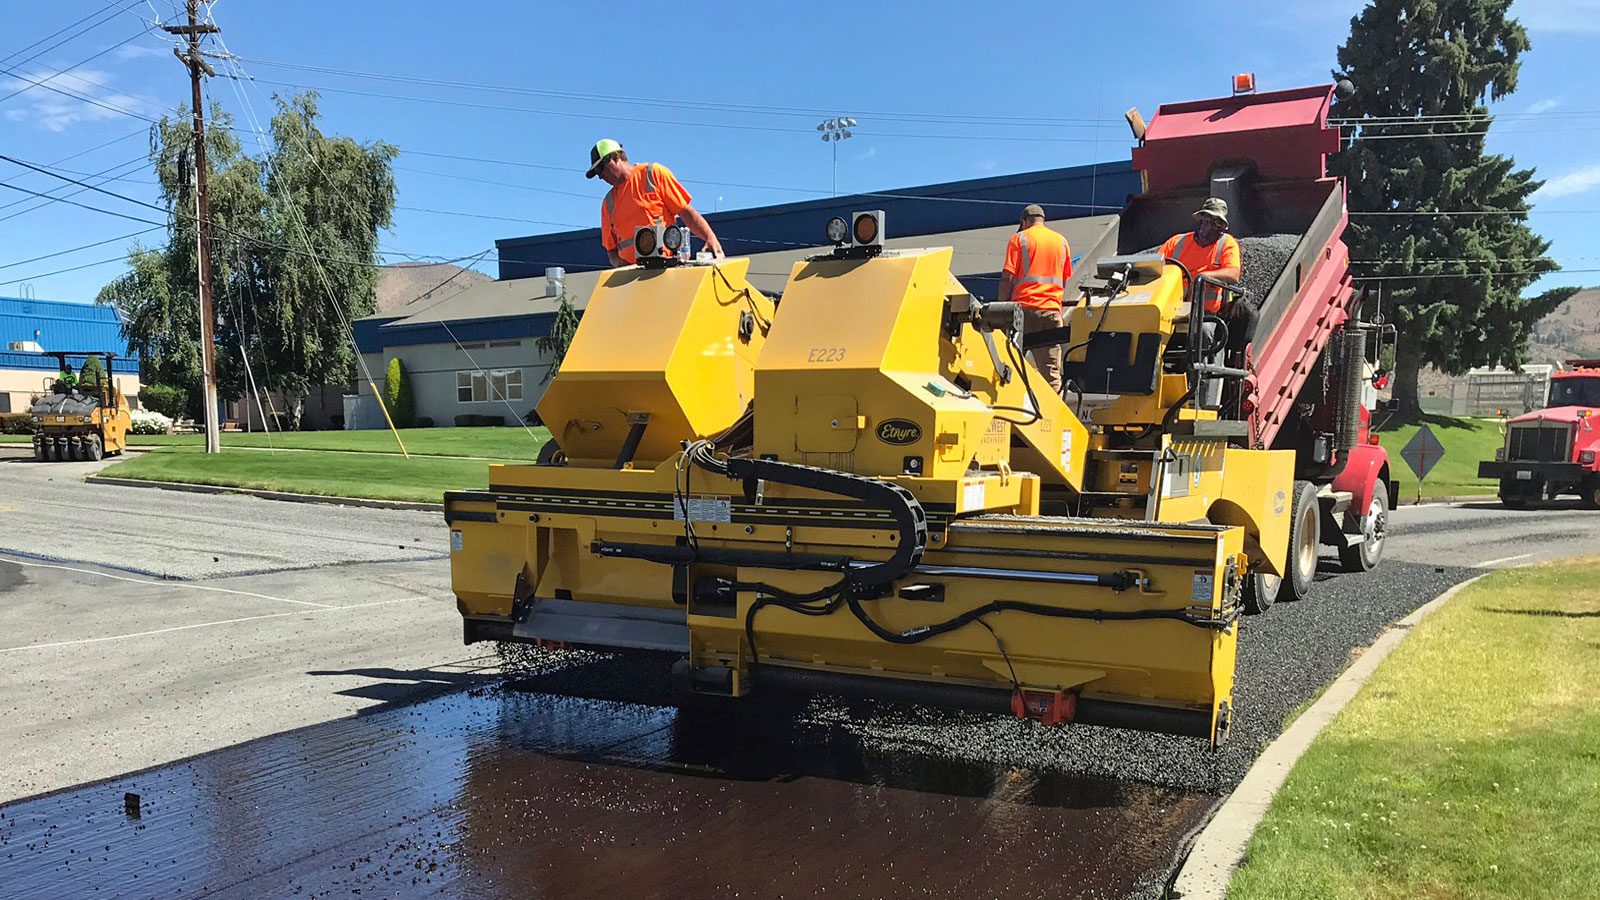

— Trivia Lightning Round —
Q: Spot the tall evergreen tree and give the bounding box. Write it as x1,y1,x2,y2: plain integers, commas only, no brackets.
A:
1332,0,1566,413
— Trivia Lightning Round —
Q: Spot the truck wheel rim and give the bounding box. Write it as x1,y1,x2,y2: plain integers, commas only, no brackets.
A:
1363,496,1386,556
1296,503,1318,577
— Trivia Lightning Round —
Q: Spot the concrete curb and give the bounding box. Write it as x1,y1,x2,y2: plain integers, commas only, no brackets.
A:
83,475,445,513
1396,493,1496,506
1169,572,1492,899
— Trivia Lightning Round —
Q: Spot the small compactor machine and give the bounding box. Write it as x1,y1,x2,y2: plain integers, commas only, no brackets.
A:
447,83,1392,746
25,351,131,462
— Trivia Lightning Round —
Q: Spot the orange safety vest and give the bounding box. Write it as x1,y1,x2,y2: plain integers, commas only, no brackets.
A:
1164,232,1241,313
1006,225,1073,310
601,163,692,264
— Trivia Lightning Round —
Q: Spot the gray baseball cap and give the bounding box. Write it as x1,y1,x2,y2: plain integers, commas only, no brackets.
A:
1021,203,1046,219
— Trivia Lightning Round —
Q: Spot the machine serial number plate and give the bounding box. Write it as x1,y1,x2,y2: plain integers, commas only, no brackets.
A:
674,495,732,523
1515,470,1533,480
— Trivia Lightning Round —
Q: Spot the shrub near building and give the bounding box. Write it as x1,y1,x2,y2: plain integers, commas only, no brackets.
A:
383,357,416,428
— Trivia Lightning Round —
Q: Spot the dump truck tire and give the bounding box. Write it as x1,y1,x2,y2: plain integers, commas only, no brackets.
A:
1339,479,1388,572
1584,476,1600,510
1242,571,1280,615
1283,480,1320,601
86,434,104,462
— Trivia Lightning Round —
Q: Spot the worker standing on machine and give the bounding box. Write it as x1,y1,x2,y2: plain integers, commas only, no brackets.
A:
1160,198,1255,357
998,203,1072,393
586,139,724,267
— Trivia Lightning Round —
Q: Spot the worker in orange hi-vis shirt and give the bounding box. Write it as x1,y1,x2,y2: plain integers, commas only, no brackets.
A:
586,139,724,267
1159,197,1258,359
998,204,1072,393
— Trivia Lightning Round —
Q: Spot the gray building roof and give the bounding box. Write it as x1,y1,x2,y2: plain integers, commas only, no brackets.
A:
371,214,1119,331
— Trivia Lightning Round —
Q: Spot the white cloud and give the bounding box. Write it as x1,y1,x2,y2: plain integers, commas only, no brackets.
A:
1533,163,1600,201
1519,0,1600,36
1525,98,1560,115
113,43,171,62
1,68,163,132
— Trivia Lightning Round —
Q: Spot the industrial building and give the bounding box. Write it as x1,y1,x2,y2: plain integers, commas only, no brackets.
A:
0,296,142,415
349,161,1142,428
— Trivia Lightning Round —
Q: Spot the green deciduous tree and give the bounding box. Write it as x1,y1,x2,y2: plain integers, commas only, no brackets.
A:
97,91,396,429
1332,0,1567,414
383,357,415,428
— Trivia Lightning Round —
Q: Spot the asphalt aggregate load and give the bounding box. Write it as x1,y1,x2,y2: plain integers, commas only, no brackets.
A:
1236,233,1299,308
0,558,1474,900
1143,233,1299,310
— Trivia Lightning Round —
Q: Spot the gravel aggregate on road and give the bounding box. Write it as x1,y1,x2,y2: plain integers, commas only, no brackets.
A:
504,560,1476,795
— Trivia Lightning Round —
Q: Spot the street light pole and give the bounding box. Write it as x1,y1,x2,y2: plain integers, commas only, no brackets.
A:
816,116,857,197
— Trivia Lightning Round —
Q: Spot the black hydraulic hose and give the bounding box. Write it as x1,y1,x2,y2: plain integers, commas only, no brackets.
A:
843,586,1228,647
718,456,928,588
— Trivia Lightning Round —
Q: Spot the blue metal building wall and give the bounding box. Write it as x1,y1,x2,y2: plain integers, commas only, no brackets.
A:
0,296,134,357
495,161,1139,280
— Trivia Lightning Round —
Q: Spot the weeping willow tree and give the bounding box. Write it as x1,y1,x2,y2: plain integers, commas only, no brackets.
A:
98,91,396,427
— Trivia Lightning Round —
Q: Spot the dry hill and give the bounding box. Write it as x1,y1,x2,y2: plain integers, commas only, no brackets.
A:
375,262,491,315
1528,286,1600,364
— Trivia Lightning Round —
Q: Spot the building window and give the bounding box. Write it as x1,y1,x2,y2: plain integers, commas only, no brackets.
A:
492,369,523,401
488,340,522,348
456,369,523,403
457,342,486,351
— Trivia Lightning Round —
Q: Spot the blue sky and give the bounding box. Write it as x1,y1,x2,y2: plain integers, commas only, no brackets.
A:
1,0,1597,302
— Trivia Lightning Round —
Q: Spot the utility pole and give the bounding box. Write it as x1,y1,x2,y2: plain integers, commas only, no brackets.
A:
164,1,221,453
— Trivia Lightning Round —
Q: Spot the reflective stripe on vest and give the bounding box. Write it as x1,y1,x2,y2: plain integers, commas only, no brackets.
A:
1172,233,1231,269
1014,231,1065,286
605,165,666,257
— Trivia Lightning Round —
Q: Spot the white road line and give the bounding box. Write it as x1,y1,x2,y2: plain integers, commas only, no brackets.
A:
0,596,429,654
1,557,333,608
1480,553,1535,568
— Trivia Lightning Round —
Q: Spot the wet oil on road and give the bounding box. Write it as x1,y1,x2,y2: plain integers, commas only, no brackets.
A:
0,560,1476,899
0,654,1213,900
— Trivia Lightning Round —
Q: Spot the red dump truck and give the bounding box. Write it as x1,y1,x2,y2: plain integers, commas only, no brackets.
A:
1087,80,1396,609
1479,360,1600,507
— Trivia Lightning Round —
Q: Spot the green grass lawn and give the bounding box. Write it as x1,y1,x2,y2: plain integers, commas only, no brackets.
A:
94,444,534,503
1,425,550,459
1373,413,1504,499
1227,557,1600,900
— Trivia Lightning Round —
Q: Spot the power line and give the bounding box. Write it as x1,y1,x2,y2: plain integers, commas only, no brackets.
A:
0,2,138,70
0,21,157,106
0,226,160,272
231,74,1116,144
0,253,129,288
225,54,1120,128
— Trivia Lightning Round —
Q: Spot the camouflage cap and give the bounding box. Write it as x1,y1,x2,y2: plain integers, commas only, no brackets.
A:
1193,197,1229,227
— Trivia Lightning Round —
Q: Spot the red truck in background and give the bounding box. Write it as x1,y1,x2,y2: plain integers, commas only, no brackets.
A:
1479,359,1600,508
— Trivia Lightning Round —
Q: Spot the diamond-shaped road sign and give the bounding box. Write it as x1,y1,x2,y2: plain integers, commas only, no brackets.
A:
1400,424,1446,482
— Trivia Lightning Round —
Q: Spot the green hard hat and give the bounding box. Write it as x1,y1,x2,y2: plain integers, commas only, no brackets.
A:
586,139,623,179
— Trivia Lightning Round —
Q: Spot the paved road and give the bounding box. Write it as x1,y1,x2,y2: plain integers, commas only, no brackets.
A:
1,446,1596,900
0,449,475,803
1386,499,1599,569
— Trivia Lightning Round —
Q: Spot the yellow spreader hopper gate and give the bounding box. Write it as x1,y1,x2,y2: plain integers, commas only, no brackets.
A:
449,218,1292,746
